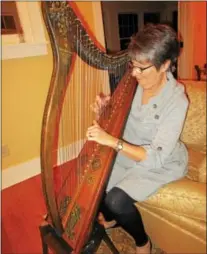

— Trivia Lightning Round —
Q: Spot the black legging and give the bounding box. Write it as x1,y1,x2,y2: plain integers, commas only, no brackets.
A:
99,187,149,247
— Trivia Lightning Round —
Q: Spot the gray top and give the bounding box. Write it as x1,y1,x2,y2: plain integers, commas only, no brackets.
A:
106,72,189,201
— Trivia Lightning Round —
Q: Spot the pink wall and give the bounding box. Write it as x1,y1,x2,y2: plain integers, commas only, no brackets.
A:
178,1,206,79
192,2,206,69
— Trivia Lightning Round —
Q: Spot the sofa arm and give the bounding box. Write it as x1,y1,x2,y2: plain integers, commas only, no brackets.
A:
142,177,206,222
186,145,206,183
198,156,206,183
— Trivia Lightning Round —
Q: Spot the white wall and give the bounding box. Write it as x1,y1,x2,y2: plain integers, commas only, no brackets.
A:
102,1,177,52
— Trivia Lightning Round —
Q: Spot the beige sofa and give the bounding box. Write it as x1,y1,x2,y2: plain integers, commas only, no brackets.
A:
135,80,206,253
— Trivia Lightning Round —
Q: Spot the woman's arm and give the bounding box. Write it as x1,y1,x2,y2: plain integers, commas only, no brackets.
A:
86,120,147,161
87,92,188,168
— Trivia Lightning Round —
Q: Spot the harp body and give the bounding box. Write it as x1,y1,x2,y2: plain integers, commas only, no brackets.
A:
40,1,137,253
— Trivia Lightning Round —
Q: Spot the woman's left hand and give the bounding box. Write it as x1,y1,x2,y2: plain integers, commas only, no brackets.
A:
86,120,116,147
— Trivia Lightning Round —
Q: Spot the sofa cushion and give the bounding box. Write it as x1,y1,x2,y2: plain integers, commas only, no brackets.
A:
138,177,206,222
186,144,206,183
180,80,206,152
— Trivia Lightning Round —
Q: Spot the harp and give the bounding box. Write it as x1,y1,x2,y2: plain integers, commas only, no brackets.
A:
39,1,137,253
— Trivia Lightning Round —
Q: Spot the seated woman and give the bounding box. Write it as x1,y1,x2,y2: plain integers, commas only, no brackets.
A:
87,24,189,254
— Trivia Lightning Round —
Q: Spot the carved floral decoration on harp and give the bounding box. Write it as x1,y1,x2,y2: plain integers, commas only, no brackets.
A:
48,1,72,50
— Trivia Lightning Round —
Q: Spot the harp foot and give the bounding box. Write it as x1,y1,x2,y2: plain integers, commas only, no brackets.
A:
40,226,49,254
82,221,120,254
39,221,73,254
102,231,120,254
39,220,119,254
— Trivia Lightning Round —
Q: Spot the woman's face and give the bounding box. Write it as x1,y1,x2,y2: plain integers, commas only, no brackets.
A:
130,60,168,90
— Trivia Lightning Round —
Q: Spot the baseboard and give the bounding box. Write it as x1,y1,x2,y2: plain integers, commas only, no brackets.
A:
2,157,41,190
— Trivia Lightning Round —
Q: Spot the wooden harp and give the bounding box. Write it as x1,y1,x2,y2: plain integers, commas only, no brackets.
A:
39,1,137,253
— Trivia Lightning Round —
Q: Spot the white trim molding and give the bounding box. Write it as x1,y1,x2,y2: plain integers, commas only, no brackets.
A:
2,2,48,60
2,157,41,190
2,42,48,60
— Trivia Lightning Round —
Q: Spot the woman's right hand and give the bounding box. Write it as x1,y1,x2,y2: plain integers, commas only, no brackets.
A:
90,94,111,120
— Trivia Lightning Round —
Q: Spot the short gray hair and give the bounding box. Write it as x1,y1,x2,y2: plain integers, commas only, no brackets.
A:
128,24,180,70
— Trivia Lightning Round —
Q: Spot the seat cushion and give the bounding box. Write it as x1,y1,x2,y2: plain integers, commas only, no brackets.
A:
137,177,206,222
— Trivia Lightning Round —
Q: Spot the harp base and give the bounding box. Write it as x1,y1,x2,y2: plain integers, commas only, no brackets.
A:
39,221,73,254
39,220,120,254
82,221,120,254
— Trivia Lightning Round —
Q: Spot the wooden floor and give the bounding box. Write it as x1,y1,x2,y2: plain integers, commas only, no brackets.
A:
2,175,47,253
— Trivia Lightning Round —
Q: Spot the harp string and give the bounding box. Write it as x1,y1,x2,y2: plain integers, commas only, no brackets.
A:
78,23,81,185
55,42,104,214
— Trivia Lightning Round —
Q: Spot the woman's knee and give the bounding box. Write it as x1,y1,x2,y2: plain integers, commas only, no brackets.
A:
105,187,135,215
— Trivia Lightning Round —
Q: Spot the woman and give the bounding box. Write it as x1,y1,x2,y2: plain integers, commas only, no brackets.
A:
87,24,189,254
